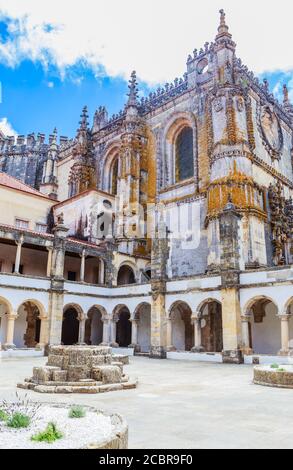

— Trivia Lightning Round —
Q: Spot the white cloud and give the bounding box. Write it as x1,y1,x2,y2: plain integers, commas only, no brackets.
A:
0,0,293,85
0,117,18,136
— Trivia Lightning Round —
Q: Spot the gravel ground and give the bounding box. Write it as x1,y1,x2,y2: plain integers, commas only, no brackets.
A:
0,405,112,449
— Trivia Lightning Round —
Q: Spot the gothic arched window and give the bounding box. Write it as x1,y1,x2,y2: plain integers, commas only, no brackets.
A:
175,127,194,183
111,158,119,195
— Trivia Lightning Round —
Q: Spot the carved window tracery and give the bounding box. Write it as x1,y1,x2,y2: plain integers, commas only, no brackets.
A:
175,127,194,183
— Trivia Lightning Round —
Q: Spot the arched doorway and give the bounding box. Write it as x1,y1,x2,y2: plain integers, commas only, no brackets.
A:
117,265,136,286
15,301,42,348
247,297,280,355
134,303,151,353
116,307,132,347
170,302,194,351
61,306,80,346
85,307,104,345
199,300,223,353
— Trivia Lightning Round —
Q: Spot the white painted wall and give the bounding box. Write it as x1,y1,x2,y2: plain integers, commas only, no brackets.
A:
13,305,27,348
137,307,151,353
90,310,103,345
172,310,185,351
251,303,280,354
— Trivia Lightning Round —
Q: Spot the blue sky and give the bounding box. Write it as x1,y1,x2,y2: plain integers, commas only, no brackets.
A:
0,58,150,137
0,0,292,138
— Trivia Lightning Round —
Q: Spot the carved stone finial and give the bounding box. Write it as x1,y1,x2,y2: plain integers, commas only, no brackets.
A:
217,9,229,34
283,84,289,104
79,106,89,131
126,71,139,108
263,78,269,92
56,212,64,226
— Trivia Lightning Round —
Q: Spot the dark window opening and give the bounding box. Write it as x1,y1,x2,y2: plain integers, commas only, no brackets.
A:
175,127,194,182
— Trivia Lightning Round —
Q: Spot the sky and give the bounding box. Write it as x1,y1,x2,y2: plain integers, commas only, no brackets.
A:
0,0,292,138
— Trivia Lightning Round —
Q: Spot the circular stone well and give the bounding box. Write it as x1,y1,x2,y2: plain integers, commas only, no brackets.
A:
254,365,293,389
0,403,128,449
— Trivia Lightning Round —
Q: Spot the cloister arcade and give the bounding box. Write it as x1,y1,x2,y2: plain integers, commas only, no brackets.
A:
0,292,293,359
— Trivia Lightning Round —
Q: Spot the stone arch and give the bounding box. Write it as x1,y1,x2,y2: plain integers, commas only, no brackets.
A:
281,297,293,316
0,296,13,345
85,305,107,346
113,305,131,348
15,299,46,348
243,295,278,317
197,299,223,353
102,142,120,193
161,112,197,189
284,298,293,350
169,301,194,352
61,304,83,346
243,296,280,355
133,302,151,353
117,262,136,286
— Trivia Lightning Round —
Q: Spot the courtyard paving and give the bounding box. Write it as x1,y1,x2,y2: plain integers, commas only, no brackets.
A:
0,355,292,449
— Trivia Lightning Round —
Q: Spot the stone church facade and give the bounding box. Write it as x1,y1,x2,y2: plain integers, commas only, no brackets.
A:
0,11,292,363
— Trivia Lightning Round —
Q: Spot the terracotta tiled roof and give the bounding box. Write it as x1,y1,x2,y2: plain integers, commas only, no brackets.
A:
0,172,51,199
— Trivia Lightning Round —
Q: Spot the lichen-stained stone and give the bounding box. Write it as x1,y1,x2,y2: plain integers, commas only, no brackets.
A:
47,355,64,368
99,365,122,384
52,370,68,382
33,366,60,383
67,365,91,382
98,383,123,393
18,345,137,394
113,355,129,365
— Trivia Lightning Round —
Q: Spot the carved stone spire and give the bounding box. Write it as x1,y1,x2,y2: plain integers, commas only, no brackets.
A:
283,84,293,118
126,71,139,109
216,9,232,40
79,106,89,132
49,128,58,154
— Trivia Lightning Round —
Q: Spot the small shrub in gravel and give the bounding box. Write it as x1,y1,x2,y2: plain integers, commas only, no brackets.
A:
7,412,31,429
0,409,8,422
31,422,63,444
270,364,279,369
69,405,86,419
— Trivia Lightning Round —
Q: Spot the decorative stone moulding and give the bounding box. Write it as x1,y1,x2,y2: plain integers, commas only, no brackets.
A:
254,365,293,389
17,345,136,394
257,102,283,160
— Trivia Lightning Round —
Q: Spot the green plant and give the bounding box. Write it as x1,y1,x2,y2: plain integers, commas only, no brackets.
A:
69,405,86,419
278,368,286,372
7,412,30,429
31,422,63,443
270,364,279,369
0,409,8,422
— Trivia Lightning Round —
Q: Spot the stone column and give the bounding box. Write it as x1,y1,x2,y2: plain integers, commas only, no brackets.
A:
166,316,175,352
80,250,86,283
101,317,110,345
37,316,49,349
241,315,253,355
279,315,290,356
191,315,204,353
221,275,243,364
99,259,105,285
78,316,86,344
46,247,53,277
110,318,118,347
129,319,140,351
48,221,68,345
14,236,24,274
4,314,17,349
